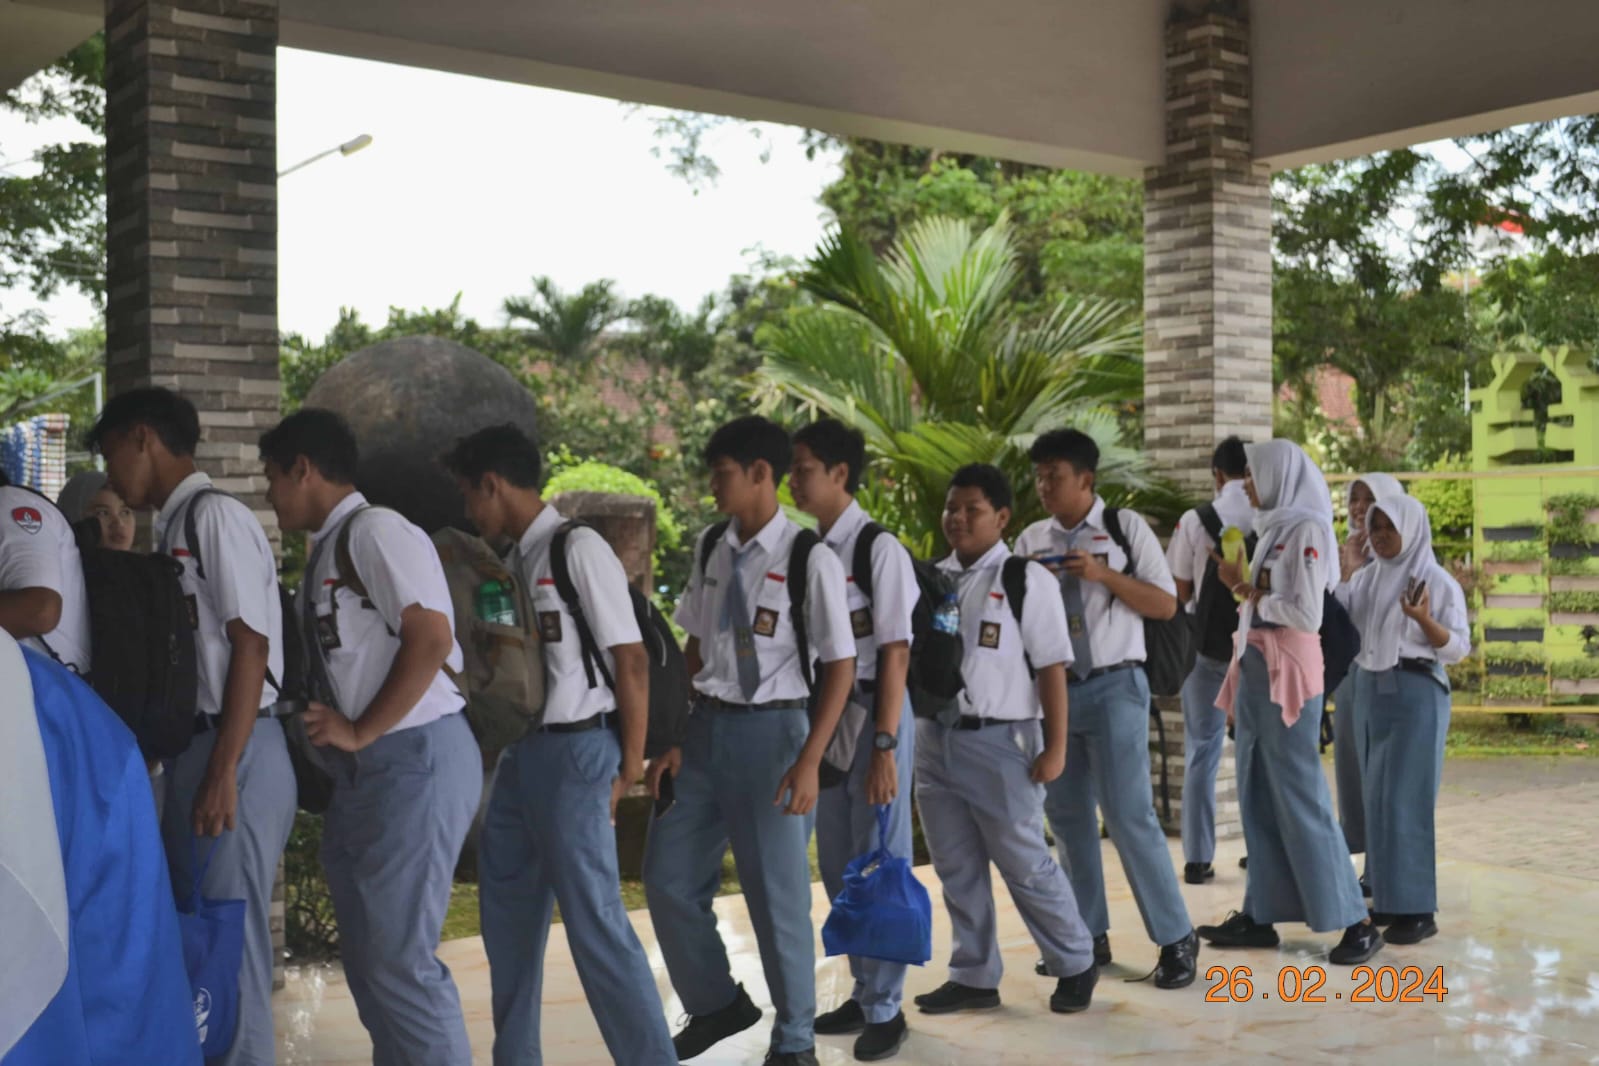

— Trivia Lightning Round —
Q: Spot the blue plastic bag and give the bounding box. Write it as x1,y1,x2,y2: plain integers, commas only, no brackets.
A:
176,835,246,1059
822,806,932,965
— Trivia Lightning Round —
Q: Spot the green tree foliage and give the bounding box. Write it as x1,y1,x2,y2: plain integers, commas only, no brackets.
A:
503,276,625,365
757,215,1180,555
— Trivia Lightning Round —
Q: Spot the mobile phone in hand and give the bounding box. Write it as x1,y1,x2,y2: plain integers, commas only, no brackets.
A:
653,769,675,818
1407,579,1427,606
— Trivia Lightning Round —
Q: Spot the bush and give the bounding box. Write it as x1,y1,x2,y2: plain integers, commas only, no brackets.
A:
1552,657,1599,680
1483,676,1548,702
283,812,339,961
543,455,685,586
1409,455,1473,537
1549,591,1599,614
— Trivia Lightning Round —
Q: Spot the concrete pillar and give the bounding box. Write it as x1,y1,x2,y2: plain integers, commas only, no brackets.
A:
1142,2,1268,845
104,0,280,534
1143,2,1273,498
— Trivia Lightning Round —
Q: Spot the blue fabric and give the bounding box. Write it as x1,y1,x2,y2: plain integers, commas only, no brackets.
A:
1332,667,1366,855
1180,654,1230,864
177,837,246,1059
5,650,199,1066
815,700,916,1023
1357,666,1450,914
823,806,932,966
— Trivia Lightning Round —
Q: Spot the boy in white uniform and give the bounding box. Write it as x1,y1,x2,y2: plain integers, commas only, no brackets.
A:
261,409,482,1066
443,424,675,1066
789,418,918,1062
0,469,90,675
912,464,1099,1017
91,387,295,1066
644,415,857,1066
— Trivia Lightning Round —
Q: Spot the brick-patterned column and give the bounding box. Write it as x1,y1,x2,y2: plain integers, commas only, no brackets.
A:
104,0,280,533
1143,4,1273,499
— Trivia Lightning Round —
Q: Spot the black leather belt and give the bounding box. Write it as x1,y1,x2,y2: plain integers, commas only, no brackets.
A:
698,695,810,713
953,716,1015,730
193,708,278,734
1069,661,1140,685
1397,658,1439,674
537,712,612,734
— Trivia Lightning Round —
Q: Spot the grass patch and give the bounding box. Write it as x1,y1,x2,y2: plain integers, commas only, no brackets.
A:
1447,714,1599,756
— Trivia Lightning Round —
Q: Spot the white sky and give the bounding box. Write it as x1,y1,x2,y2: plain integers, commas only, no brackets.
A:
2,47,842,341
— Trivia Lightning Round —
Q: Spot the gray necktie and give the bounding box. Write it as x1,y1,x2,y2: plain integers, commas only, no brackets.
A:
1061,547,1095,681
721,548,762,702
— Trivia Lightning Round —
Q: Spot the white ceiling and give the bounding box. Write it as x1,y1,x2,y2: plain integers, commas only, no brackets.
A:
5,0,1599,175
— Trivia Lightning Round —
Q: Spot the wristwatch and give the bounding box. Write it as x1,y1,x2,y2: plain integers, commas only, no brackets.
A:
873,731,898,752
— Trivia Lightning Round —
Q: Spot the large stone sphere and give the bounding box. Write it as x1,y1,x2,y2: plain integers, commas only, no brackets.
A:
303,336,536,534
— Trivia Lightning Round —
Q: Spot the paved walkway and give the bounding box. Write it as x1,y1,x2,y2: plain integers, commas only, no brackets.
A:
1433,756,1599,881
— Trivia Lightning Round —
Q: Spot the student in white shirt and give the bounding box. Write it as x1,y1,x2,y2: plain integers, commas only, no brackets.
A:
1165,436,1254,884
911,464,1099,1018
643,416,856,1066
90,387,295,1066
789,419,917,1062
442,425,674,1066
1336,493,1467,946
260,409,482,1066
0,470,91,675
57,470,136,552
1015,429,1197,990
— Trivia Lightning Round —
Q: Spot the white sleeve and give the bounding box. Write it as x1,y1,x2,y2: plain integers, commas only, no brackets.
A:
347,512,456,633
1020,560,1072,670
1429,570,1473,666
1013,522,1047,558
805,544,857,665
194,495,276,640
1255,524,1326,633
1124,512,1177,595
1167,510,1201,582
674,527,713,641
868,533,917,646
566,529,643,649
0,500,63,595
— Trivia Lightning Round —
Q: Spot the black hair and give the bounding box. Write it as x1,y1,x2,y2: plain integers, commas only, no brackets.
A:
703,415,791,482
949,463,1014,512
1028,428,1099,474
87,387,201,458
1212,436,1248,479
439,424,543,490
792,418,865,494
258,408,359,485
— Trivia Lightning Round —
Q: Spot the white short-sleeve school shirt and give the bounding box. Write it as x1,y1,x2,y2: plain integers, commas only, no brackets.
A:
153,473,285,716
304,492,464,734
675,512,855,704
1013,498,1177,667
514,505,642,726
936,541,1072,722
822,501,918,683
1167,479,1256,612
0,486,90,674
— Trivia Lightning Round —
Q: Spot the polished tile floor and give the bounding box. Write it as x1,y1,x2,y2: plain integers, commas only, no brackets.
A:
275,832,1599,1064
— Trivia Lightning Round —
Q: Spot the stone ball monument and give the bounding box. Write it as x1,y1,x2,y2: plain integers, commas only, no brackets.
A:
303,336,537,534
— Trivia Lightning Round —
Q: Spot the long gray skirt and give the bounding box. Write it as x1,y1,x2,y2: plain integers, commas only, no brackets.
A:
1356,665,1450,915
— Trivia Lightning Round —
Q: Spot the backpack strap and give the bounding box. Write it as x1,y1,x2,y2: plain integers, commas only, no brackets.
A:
1000,555,1036,678
851,522,886,603
333,506,382,603
178,486,232,580
788,528,820,693
698,520,732,582
1102,506,1137,578
550,519,614,692
1195,503,1224,548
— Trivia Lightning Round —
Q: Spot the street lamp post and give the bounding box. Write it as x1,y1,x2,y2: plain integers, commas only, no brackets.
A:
277,133,373,179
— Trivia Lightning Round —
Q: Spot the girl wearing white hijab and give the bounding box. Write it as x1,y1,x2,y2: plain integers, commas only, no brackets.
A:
1199,440,1381,965
1331,472,1406,884
1338,493,1468,946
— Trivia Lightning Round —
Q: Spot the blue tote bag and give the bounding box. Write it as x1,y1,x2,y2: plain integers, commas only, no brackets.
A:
822,806,932,966
176,835,246,1059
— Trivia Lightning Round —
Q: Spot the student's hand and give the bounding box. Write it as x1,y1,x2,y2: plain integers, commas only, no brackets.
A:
1211,549,1245,591
1063,550,1110,584
646,748,681,799
775,759,820,816
867,750,898,806
611,757,644,825
1399,583,1432,623
1030,745,1066,784
192,762,237,838
1340,536,1368,582
304,701,361,752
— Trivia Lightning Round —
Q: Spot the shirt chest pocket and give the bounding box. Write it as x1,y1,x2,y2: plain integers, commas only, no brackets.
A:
973,595,1018,656
316,584,388,654
845,584,874,640
532,587,569,645
751,575,795,642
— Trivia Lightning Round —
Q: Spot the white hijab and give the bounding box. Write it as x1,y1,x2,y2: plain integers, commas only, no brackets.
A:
0,633,69,1057
1346,473,1404,535
1353,493,1439,672
1247,440,1339,593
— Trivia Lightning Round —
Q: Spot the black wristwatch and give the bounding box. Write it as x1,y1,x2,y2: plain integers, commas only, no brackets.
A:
873,731,898,752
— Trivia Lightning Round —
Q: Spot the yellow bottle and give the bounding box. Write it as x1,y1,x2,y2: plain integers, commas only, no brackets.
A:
1221,527,1250,602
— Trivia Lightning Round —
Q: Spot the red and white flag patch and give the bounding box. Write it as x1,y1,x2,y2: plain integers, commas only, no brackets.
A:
11,507,41,535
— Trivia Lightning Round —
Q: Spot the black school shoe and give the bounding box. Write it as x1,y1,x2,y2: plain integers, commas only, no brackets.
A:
1154,930,1200,989
763,1050,818,1066
1034,934,1111,976
913,981,1000,1015
1185,862,1216,885
854,1013,909,1062
1329,921,1385,965
1368,910,1396,926
1383,914,1439,945
1049,963,1099,1013
814,999,866,1036
1196,911,1280,948
671,984,762,1060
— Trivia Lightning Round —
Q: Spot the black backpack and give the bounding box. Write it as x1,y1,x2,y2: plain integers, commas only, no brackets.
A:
550,519,691,759
1320,590,1361,695
1191,503,1258,663
1102,507,1194,698
852,524,967,723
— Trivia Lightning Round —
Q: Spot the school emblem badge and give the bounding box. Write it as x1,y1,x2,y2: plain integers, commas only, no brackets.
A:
978,621,1002,649
11,506,42,535
753,607,780,637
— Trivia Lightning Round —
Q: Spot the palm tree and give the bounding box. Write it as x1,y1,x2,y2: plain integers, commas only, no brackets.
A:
503,276,624,365
756,214,1181,554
